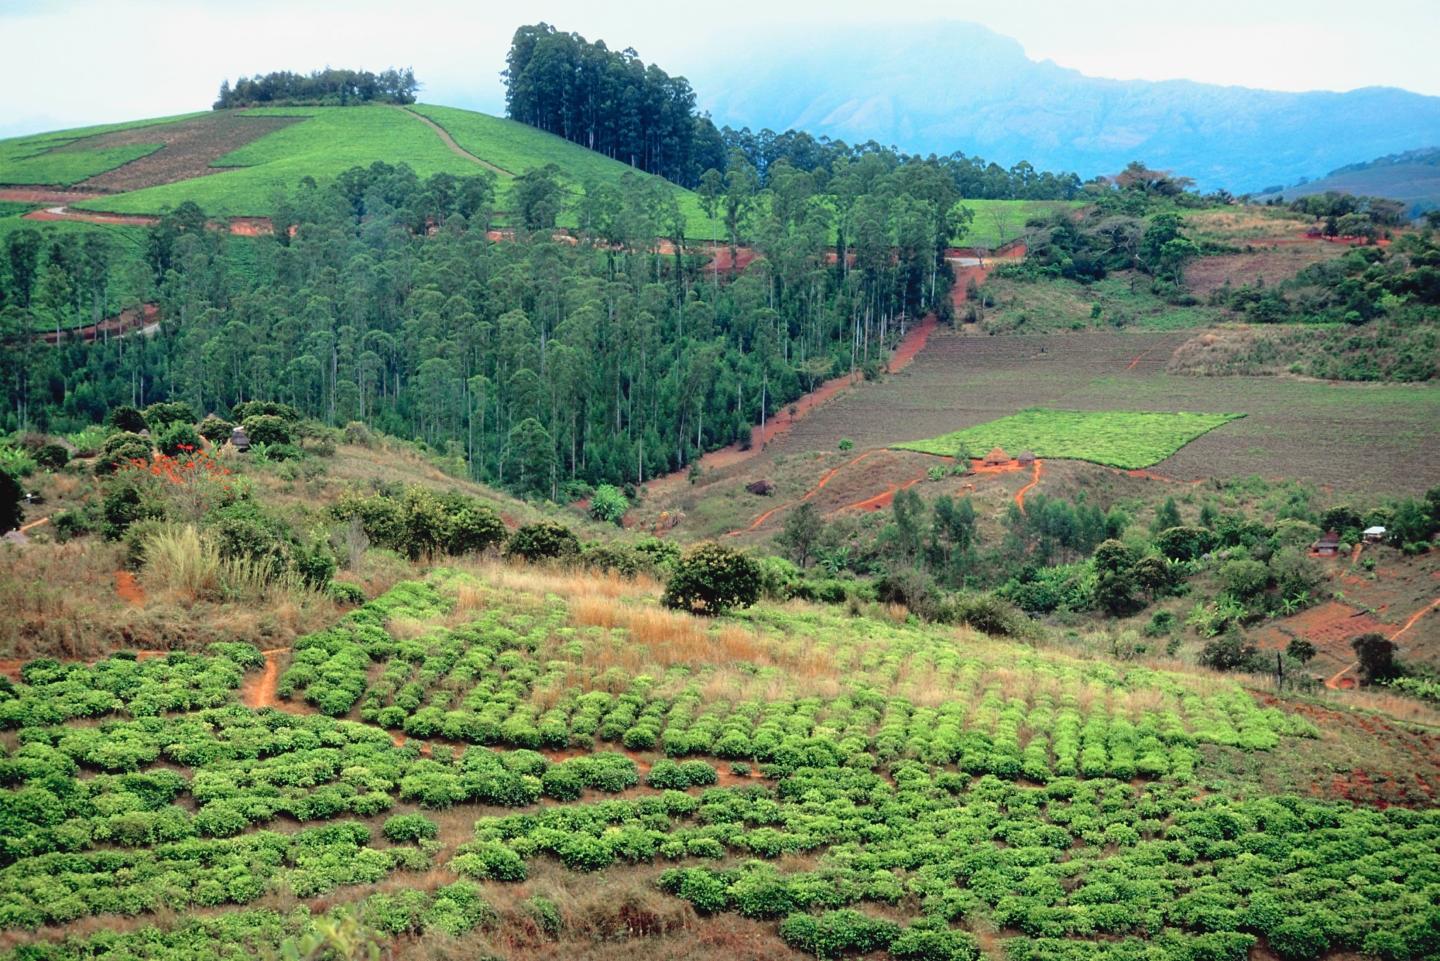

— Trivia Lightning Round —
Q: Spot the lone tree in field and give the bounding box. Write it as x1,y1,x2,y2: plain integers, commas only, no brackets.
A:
663,542,762,615
1352,632,1399,684
777,502,824,568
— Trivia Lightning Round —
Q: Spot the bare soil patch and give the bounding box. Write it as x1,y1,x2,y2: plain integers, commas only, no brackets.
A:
0,187,101,204
1184,237,1350,297
60,112,304,193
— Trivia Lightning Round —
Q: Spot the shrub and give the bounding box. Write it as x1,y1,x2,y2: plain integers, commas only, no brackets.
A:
33,443,69,470
504,521,580,562
232,400,301,424
95,432,153,475
890,920,981,961
452,842,527,881
142,401,196,428
838,438,854,451
557,834,613,871
662,542,763,615
541,764,584,801
242,415,292,446
1157,525,1214,561
1219,559,1270,599
106,405,148,433
158,422,204,457
779,909,900,959
195,415,234,442
1199,633,1258,672
524,895,563,938
589,484,629,525
445,502,507,555
382,814,438,843
329,581,366,604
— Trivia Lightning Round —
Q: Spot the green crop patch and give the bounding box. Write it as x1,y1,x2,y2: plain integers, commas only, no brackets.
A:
894,408,1244,469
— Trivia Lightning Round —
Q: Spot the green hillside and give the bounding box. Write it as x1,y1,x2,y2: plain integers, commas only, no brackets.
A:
0,104,719,235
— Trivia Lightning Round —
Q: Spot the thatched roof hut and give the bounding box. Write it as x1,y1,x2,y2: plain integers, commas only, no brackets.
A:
1311,531,1342,556
982,446,1010,466
229,426,250,453
1017,450,1037,466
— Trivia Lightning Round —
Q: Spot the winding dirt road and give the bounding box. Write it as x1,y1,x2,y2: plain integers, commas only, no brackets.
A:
397,107,511,176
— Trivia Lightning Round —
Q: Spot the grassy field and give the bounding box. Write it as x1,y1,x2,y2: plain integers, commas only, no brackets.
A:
411,104,717,239
71,106,475,218
955,198,1084,248
977,271,1227,333
894,408,1243,469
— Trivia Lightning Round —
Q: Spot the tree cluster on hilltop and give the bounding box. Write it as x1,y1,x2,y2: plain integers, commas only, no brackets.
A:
503,23,1087,200
214,68,418,109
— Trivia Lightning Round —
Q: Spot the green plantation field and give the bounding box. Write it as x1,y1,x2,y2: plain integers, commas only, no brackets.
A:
895,409,1244,469
70,106,474,218
2,565,1437,961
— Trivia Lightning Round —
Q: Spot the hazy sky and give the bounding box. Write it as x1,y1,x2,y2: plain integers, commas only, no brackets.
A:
3,0,1438,137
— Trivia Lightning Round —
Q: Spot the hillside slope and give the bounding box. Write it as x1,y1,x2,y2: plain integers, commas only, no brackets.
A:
1254,146,1440,215
0,103,713,233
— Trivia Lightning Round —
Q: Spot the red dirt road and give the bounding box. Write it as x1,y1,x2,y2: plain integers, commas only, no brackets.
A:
114,570,145,606
1014,460,1043,513
727,449,885,535
22,204,273,236
39,303,159,344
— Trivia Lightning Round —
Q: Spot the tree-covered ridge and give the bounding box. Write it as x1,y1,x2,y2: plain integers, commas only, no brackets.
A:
1,153,955,497
214,68,418,109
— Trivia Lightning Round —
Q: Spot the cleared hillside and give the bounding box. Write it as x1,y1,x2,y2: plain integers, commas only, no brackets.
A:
0,104,715,233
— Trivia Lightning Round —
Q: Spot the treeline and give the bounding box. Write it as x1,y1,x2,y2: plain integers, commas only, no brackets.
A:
504,24,721,187
214,68,418,109
503,23,1086,200
1,156,955,498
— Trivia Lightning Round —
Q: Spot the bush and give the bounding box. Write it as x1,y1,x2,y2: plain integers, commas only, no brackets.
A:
662,542,763,615
1219,559,1270,599
1199,633,1258,672
943,592,1032,637
242,415,292,446
232,400,301,424
106,405,148,433
452,842,527,881
95,432,153,475
1157,525,1214,561
890,920,981,961
197,415,235,442
779,909,900,959
588,484,629,525
33,443,69,470
445,502,507,555
504,521,580,562
541,764,585,801
382,814,439,843
158,422,204,457
142,401,196,428
329,581,366,604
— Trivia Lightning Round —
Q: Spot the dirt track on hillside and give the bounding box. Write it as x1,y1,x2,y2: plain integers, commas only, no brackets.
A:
397,107,511,176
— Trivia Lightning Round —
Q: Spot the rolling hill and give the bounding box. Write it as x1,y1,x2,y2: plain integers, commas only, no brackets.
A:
1253,146,1440,216
689,21,1440,193
0,103,718,237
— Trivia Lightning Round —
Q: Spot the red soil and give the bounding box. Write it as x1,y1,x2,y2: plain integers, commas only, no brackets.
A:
114,570,146,606
0,187,100,205
17,516,49,534
240,648,289,710
1014,459,1043,513
835,470,927,514
22,205,273,237
39,303,158,344
727,449,885,535
948,243,1027,315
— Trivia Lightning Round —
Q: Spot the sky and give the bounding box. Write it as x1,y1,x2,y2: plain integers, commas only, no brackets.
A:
2,0,1438,138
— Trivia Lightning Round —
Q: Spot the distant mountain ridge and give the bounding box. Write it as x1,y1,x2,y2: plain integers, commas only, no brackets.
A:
687,22,1440,193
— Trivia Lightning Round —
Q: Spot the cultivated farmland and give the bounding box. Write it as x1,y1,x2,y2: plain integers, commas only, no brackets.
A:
3,564,1437,961
762,329,1440,495
894,409,1243,470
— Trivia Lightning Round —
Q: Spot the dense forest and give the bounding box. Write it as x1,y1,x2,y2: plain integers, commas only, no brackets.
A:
503,23,1086,200
0,157,956,497
214,68,419,109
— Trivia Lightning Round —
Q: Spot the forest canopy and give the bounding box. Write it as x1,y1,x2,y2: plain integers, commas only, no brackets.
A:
214,68,419,108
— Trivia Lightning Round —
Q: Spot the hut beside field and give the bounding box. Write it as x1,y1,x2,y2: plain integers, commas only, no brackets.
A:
983,446,1010,466
1311,531,1341,556
1017,450,1037,466
229,426,251,453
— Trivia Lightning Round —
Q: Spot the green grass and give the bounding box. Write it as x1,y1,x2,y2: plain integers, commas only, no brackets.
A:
977,272,1225,333
411,104,717,239
955,199,1084,248
894,408,1244,469
74,106,476,218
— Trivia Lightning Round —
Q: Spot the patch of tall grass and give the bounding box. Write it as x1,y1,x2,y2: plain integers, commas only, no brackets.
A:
142,524,316,603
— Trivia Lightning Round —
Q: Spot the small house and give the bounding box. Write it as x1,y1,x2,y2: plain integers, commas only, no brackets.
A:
1362,526,1387,544
983,446,1010,467
229,426,251,453
1311,531,1341,556
1017,450,1037,466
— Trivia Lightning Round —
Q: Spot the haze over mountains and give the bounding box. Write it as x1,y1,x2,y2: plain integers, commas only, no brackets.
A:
688,21,1440,193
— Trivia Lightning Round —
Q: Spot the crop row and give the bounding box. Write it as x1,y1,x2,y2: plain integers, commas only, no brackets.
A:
459,766,1440,961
